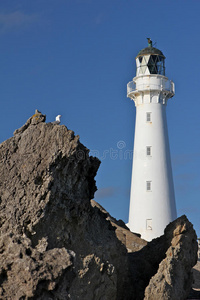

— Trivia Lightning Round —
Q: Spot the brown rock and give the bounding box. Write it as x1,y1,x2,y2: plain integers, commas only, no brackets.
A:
0,111,197,299
0,233,75,299
13,109,46,135
193,261,200,291
0,112,128,299
91,199,147,252
144,215,198,300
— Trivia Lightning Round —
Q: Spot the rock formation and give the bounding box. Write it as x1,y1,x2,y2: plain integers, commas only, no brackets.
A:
0,111,197,299
144,216,198,300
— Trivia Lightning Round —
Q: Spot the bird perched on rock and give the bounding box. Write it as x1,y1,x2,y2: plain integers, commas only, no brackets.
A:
52,115,61,125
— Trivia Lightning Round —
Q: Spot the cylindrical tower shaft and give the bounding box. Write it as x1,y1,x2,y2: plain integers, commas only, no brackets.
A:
127,41,177,241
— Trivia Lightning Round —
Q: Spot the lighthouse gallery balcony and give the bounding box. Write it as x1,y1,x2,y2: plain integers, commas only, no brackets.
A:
127,75,175,98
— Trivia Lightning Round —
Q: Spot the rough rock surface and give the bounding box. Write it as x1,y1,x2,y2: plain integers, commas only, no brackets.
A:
193,261,200,291
187,261,200,299
0,111,128,299
91,200,147,253
0,111,198,299
144,216,198,300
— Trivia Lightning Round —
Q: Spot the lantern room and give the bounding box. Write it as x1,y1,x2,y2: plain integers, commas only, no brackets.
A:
136,40,165,77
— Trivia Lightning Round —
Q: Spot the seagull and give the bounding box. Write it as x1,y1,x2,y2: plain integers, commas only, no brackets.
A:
52,115,61,125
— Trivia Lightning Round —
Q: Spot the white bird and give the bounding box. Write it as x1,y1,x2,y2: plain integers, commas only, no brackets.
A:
52,115,61,125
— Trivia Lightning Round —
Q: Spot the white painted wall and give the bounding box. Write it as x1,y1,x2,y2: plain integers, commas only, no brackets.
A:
127,75,177,241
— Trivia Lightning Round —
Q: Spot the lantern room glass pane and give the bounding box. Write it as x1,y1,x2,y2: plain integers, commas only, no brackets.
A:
140,65,147,74
147,55,165,75
136,54,165,76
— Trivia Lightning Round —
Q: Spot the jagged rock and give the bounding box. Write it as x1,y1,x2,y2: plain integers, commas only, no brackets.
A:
91,200,147,252
13,109,46,135
0,233,75,299
190,261,200,298
0,112,128,299
144,216,198,300
0,112,197,299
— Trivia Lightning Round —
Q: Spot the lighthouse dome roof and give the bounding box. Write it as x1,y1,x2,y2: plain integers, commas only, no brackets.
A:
136,47,165,58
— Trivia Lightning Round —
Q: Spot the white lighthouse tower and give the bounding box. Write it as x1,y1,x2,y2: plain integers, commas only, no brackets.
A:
127,39,177,241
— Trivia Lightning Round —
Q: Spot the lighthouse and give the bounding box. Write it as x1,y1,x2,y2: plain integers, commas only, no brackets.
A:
127,39,177,241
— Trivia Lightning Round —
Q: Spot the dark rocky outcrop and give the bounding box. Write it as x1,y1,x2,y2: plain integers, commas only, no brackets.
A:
0,111,198,299
144,216,198,299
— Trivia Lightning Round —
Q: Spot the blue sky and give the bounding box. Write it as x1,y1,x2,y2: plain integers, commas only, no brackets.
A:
0,0,199,237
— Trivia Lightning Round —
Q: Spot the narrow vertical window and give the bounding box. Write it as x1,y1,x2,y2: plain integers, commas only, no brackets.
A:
146,146,152,156
146,219,152,230
146,181,152,191
146,112,151,122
